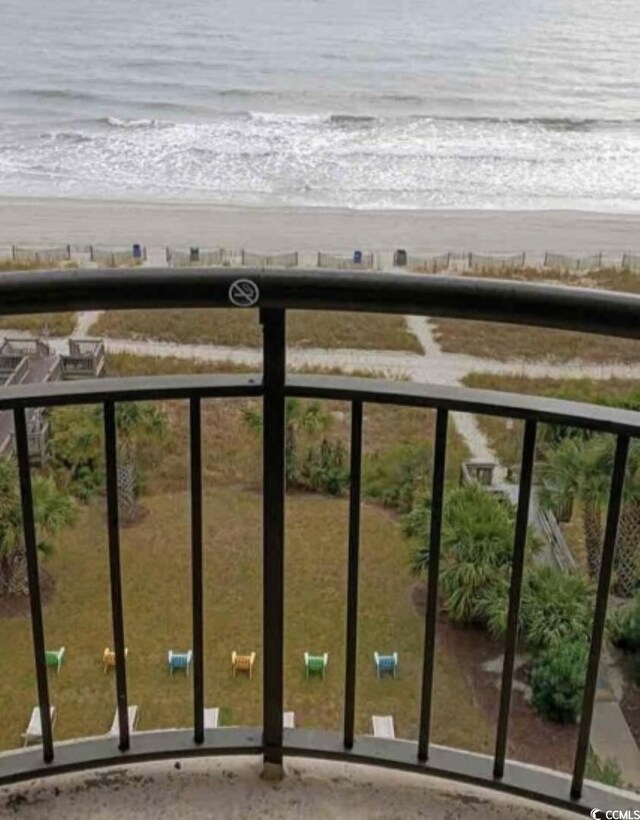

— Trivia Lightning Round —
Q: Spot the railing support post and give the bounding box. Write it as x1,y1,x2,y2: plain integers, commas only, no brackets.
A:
261,308,286,776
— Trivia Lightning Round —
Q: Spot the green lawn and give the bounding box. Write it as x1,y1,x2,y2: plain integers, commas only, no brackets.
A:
0,490,491,754
104,353,469,496
89,308,422,353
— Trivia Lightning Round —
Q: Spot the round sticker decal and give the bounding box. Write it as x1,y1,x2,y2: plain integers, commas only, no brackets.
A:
228,279,260,308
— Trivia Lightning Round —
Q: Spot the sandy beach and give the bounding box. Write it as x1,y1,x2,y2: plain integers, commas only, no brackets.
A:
0,197,639,254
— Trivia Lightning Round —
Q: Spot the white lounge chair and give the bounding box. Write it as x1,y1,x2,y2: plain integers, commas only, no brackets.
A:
372,715,395,739
22,706,56,747
283,711,295,729
108,705,139,737
204,707,219,729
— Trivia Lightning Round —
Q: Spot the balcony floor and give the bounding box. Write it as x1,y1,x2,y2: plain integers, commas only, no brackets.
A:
0,756,576,819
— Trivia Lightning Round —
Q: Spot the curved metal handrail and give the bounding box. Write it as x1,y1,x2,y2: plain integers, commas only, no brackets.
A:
0,267,639,339
1,270,639,814
1,372,640,436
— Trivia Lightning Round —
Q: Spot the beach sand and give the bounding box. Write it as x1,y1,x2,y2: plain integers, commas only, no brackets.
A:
0,197,638,254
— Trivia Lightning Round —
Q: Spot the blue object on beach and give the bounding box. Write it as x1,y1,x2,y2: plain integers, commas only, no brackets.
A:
132,243,142,259
353,250,362,264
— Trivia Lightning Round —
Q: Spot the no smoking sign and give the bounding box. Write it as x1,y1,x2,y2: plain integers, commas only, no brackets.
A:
228,279,260,307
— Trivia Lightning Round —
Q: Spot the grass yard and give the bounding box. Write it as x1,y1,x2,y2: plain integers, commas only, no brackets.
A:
104,353,470,495
89,308,422,353
0,490,492,754
0,313,77,336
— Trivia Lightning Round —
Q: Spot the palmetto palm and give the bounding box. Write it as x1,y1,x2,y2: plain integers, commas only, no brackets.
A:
540,437,640,596
410,484,521,626
0,457,76,595
112,403,166,521
243,398,330,486
50,402,166,523
539,437,610,579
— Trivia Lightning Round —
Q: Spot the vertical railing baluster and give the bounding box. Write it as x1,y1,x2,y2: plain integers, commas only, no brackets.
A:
190,397,204,743
261,308,286,769
14,406,53,763
494,419,537,779
343,400,363,749
103,400,130,751
418,408,448,762
572,435,629,799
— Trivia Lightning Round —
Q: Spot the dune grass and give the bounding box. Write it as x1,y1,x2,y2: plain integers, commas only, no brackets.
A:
432,318,640,363
89,308,422,352
0,313,77,336
440,266,640,362
0,490,491,753
0,260,78,273
461,265,640,294
460,266,580,285
461,373,639,467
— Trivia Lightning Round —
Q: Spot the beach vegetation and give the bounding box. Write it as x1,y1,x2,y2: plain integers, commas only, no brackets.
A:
531,641,588,724
49,402,166,522
0,456,76,596
89,308,422,352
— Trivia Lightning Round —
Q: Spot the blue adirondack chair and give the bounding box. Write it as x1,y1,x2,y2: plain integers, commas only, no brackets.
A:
167,650,192,676
373,652,398,679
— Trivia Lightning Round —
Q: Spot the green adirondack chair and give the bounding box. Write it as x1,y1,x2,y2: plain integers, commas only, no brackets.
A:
45,647,65,673
304,652,328,679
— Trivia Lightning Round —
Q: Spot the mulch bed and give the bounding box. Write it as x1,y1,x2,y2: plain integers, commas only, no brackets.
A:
0,570,54,618
411,581,578,773
620,660,640,747
437,613,578,773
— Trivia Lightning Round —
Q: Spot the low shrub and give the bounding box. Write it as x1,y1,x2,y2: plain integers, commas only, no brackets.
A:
297,439,349,496
531,641,587,724
585,752,623,787
608,593,640,652
363,442,432,513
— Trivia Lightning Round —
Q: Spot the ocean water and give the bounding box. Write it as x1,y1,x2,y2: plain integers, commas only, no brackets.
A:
0,0,639,210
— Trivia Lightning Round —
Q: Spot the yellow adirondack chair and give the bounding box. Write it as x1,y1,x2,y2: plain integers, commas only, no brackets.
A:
103,647,129,673
231,651,256,678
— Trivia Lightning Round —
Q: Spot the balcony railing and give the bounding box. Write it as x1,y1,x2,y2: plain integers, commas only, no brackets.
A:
0,268,639,815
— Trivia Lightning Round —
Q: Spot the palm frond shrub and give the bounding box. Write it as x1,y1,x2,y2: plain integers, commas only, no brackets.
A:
407,484,528,627
0,457,76,595
607,592,640,652
521,566,593,650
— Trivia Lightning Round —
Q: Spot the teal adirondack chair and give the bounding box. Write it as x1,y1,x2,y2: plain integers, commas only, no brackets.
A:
167,650,192,676
45,647,65,674
304,652,328,679
374,652,398,679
